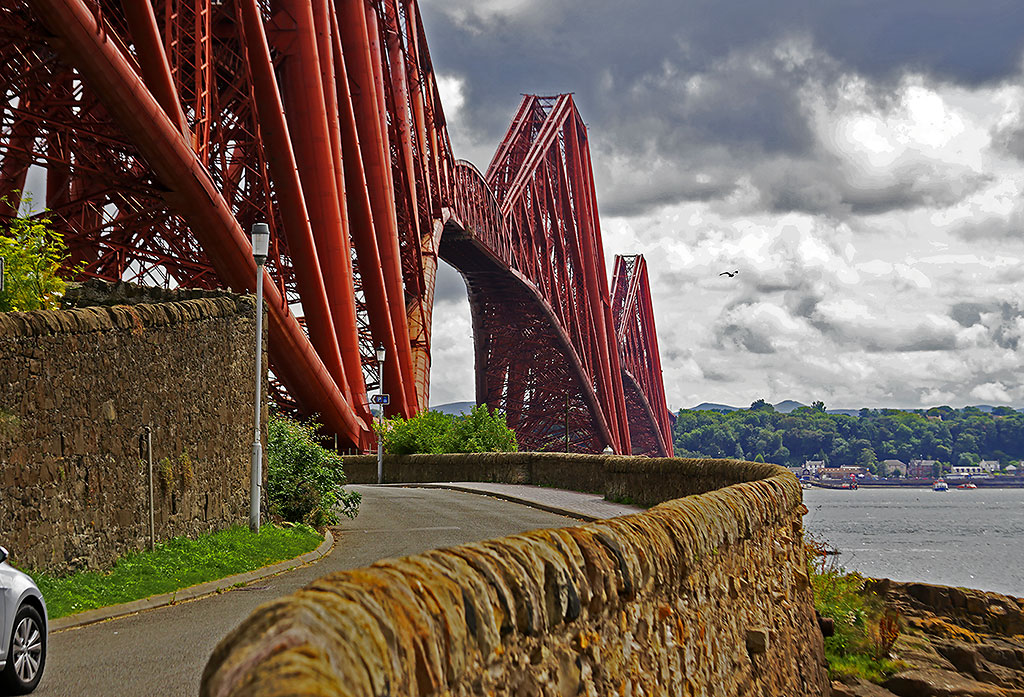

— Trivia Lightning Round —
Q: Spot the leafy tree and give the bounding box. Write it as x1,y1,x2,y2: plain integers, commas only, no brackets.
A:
0,205,75,312
449,404,519,453
671,401,1024,468
266,412,360,526
957,452,979,468
381,404,517,454
380,409,455,454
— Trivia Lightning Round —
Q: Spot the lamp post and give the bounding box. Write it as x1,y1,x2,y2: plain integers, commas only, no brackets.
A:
375,345,385,484
249,222,270,533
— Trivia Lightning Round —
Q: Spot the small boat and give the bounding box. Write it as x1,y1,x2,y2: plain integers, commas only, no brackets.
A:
933,479,949,492
956,482,977,489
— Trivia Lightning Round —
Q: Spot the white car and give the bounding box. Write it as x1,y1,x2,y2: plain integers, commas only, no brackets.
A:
0,547,46,695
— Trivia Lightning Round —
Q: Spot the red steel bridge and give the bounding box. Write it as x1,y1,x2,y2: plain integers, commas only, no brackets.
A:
0,0,673,456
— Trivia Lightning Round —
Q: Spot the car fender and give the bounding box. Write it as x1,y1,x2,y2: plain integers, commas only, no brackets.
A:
0,566,48,667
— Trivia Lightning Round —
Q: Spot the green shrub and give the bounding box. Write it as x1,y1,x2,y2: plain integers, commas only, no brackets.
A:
380,404,518,454
266,413,360,526
0,204,75,312
808,536,905,683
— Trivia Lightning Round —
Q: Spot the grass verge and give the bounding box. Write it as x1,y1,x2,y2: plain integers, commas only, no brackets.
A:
30,523,323,619
808,536,906,683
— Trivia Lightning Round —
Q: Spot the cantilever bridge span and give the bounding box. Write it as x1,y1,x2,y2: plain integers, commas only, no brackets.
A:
0,0,673,456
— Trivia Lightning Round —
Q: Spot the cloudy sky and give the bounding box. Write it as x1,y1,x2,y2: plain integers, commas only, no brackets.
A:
419,0,1024,411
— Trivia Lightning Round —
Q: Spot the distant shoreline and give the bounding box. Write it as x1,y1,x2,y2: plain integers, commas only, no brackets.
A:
808,477,1024,489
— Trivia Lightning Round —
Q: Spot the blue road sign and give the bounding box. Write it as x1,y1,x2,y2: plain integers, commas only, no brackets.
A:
370,393,390,405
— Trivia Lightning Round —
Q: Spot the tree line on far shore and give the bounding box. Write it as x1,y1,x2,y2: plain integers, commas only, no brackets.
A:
672,400,1024,475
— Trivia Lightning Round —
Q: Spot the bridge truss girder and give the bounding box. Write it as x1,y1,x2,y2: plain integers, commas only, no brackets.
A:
611,254,674,456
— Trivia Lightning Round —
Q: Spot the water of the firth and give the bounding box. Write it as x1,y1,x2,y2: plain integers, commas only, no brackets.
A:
802,486,1024,597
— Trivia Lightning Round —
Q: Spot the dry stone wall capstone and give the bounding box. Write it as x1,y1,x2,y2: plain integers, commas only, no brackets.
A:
201,454,828,697
0,281,263,574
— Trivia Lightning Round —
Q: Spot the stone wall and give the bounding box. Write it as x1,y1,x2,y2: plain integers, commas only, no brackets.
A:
343,451,782,504
0,286,263,573
201,455,828,697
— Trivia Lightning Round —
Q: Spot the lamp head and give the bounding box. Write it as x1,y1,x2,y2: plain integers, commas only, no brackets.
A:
602,445,615,455
375,345,386,363
251,222,270,263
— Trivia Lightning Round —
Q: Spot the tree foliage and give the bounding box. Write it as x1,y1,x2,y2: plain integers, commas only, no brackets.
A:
673,401,1024,470
380,404,518,455
266,412,360,526
0,206,74,312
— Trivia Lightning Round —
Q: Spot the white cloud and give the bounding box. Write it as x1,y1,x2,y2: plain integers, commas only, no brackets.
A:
970,382,1013,404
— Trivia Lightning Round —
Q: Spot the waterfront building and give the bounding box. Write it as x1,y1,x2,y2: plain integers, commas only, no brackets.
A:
882,459,907,476
979,460,1000,473
908,459,938,478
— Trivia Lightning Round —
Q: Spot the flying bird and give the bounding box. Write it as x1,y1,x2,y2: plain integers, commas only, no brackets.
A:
719,270,739,277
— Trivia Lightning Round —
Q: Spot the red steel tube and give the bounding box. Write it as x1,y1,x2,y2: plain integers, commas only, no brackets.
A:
364,3,419,414
279,0,361,407
337,0,416,415
121,0,191,138
235,0,348,398
578,119,632,450
327,4,406,418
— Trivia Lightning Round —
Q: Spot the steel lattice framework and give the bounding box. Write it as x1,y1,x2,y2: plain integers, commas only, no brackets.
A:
611,254,673,456
0,1,672,455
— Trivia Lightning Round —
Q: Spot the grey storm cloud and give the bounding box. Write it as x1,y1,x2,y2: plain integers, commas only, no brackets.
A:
951,209,1024,241
948,300,1024,350
751,155,992,216
715,322,778,355
950,302,986,327
421,0,1024,220
991,113,1024,161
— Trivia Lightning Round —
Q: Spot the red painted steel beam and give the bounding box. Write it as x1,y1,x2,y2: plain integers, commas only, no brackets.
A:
235,0,349,404
325,4,401,416
337,0,415,416
310,0,368,417
570,112,631,451
611,254,673,456
121,0,191,138
277,0,361,408
26,0,370,448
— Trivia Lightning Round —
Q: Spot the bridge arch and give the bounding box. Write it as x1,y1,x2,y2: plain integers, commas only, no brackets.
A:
442,164,614,451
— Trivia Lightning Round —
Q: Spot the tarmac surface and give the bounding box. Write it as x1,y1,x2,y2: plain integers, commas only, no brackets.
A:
34,483,637,697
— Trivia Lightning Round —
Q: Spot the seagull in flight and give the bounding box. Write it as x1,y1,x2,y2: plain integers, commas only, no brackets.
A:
719,270,739,277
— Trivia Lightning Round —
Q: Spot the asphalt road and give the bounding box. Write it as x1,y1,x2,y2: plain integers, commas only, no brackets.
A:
34,486,580,697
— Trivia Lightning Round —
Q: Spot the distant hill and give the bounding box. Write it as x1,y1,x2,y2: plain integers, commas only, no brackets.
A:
773,400,806,413
430,400,476,415
689,400,807,413
689,402,739,412
685,402,1021,416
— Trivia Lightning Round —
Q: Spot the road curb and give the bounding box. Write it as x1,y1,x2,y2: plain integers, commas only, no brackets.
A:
385,483,604,522
50,529,335,633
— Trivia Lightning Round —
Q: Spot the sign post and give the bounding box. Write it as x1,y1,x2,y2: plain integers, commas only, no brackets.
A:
371,393,390,483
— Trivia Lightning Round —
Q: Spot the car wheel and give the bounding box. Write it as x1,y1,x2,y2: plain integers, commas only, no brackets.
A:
0,604,45,695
